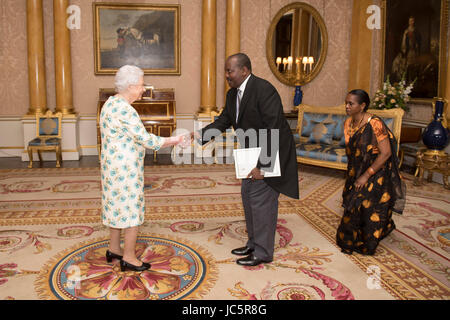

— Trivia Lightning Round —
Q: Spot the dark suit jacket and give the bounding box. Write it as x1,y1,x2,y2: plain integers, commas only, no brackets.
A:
201,74,299,199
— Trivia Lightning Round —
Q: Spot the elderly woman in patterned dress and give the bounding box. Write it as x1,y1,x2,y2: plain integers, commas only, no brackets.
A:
100,65,188,272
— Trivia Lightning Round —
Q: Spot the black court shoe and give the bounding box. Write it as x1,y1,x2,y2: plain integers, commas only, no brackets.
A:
106,250,123,263
120,260,151,272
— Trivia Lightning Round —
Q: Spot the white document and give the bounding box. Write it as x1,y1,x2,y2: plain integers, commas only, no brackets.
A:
233,147,281,179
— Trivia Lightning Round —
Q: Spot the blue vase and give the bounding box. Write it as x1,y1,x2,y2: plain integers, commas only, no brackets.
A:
422,99,449,150
294,86,303,107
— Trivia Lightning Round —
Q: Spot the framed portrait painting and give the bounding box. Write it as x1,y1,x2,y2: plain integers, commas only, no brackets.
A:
381,0,448,102
93,3,180,75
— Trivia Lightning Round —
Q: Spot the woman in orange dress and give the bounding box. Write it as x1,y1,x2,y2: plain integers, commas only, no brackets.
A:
336,89,406,255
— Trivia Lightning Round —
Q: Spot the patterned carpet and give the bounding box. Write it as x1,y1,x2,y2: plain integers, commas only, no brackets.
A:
0,164,448,300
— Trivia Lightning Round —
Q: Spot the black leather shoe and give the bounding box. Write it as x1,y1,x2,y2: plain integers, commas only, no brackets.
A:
236,254,272,267
106,250,123,263
120,260,151,272
231,246,254,256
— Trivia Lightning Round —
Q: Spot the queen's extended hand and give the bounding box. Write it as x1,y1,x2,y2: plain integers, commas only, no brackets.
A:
178,134,192,148
164,133,193,149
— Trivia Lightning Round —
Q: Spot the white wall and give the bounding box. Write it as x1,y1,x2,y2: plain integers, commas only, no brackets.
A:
0,116,24,158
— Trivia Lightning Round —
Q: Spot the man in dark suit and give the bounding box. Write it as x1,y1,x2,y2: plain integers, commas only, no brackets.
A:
200,53,299,267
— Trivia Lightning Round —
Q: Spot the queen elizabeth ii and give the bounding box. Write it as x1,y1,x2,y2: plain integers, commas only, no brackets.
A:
99,65,188,272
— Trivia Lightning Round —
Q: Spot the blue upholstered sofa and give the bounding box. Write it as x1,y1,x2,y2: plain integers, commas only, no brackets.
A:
294,104,404,170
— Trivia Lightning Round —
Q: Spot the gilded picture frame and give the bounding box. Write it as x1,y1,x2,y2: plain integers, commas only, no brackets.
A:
93,3,180,75
381,0,448,103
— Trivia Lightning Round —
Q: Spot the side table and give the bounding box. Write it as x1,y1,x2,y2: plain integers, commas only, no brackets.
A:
413,150,449,189
399,142,426,175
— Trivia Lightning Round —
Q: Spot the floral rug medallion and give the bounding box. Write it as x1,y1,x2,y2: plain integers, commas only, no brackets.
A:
35,235,217,300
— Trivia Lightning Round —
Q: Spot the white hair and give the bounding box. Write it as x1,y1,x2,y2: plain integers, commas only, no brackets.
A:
114,65,144,93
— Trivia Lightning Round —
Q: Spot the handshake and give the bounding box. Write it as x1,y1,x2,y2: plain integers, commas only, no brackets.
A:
164,132,200,149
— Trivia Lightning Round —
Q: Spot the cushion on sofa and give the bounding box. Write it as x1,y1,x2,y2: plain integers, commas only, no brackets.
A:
307,121,337,144
331,114,347,140
301,113,334,136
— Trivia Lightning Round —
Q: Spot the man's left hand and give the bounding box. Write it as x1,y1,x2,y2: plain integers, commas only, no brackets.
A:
247,168,264,180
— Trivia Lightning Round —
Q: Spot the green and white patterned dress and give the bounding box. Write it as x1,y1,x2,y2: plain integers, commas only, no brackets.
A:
99,96,165,229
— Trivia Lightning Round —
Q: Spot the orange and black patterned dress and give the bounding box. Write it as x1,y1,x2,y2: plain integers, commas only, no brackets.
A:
336,115,406,255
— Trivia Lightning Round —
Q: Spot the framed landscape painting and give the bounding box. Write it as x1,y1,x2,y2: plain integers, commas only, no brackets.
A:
381,0,448,101
93,3,180,75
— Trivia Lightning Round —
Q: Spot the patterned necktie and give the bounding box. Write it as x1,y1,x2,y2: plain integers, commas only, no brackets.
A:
236,89,241,123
